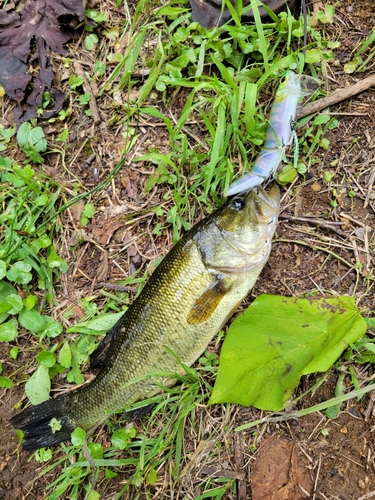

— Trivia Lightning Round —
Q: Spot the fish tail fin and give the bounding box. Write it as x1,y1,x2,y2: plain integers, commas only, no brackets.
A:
10,393,75,451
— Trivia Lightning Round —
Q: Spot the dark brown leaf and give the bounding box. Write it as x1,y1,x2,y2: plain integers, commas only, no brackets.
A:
0,0,84,122
189,0,296,29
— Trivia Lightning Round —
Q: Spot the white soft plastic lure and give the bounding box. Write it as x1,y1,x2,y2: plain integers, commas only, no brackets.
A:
227,71,320,197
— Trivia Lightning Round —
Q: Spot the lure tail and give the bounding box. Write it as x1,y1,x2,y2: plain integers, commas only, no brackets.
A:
227,71,320,197
10,393,74,451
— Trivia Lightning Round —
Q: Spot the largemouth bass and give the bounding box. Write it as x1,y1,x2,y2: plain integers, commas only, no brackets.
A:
10,186,280,451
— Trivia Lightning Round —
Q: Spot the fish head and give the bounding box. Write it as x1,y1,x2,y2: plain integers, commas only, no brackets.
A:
210,185,280,271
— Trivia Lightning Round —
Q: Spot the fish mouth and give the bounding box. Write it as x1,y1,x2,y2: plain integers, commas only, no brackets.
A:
250,185,280,224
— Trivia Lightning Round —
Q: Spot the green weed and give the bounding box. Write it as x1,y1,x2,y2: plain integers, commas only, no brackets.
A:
2,1,370,498
16,121,47,163
344,27,375,73
0,124,16,152
0,158,66,387
35,371,217,500
94,5,337,237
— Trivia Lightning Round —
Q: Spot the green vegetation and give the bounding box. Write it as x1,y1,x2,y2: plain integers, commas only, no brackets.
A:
1,0,374,498
32,370,217,500
344,27,375,73
210,295,367,409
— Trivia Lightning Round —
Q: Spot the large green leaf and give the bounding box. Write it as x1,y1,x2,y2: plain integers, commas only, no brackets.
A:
210,295,367,411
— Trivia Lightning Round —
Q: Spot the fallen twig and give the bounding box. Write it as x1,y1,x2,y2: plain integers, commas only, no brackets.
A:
234,434,247,500
279,213,348,238
297,74,375,119
73,62,101,123
200,466,243,480
358,490,375,500
364,161,375,208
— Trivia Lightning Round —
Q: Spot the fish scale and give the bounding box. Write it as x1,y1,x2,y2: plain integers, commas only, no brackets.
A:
11,185,280,451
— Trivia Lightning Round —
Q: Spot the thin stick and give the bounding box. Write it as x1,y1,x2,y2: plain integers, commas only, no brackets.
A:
73,62,101,123
297,74,375,119
364,166,375,208
236,383,375,432
340,212,367,227
279,213,348,238
274,238,355,269
317,112,368,116
312,454,321,500
358,490,375,500
234,434,247,500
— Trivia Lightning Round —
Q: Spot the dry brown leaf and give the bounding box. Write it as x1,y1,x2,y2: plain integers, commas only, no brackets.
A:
96,252,109,283
189,0,296,28
251,435,314,500
91,210,128,245
68,199,86,224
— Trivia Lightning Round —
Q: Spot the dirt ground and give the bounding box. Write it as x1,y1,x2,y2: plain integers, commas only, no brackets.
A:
1,0,375,499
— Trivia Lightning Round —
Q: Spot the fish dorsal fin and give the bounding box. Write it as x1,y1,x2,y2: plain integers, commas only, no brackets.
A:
187,275,232,325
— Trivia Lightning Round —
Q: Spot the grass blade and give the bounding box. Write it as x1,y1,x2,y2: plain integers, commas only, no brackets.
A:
249,0,269,70
244,81,257,135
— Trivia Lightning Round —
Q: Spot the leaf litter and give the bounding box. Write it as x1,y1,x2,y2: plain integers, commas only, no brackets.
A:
0,0,85,122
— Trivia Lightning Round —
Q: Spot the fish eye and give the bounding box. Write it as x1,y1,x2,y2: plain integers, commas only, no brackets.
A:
232,198,246,210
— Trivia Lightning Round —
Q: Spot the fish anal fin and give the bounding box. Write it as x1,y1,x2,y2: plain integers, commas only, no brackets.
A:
187,275,232,325
124,403,156,421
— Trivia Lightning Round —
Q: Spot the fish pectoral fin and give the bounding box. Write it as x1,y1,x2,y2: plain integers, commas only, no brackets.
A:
187,275,232,325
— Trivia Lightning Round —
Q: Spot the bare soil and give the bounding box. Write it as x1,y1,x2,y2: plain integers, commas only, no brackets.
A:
1,0,375,499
